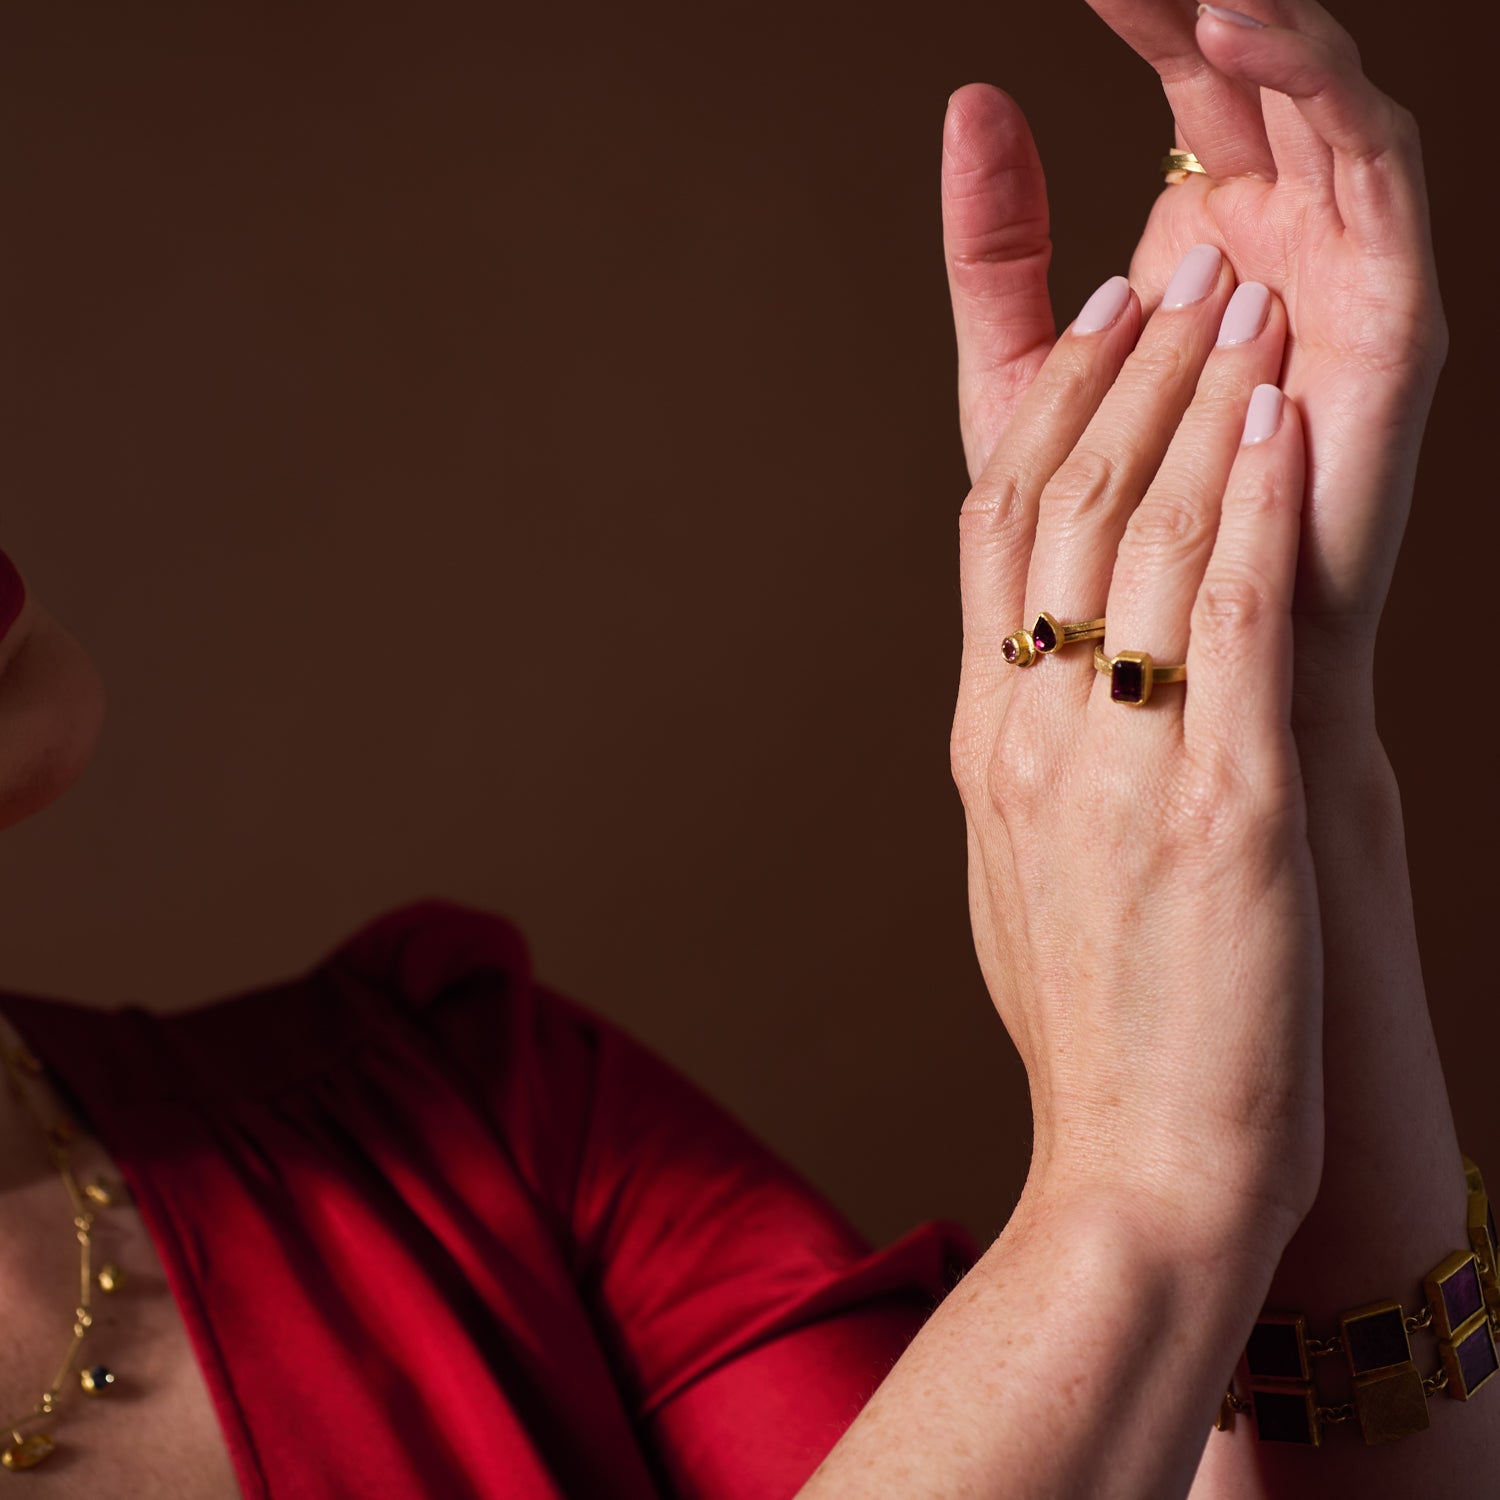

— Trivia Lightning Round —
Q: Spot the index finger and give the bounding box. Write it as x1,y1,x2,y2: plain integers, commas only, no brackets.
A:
1085,0,1275,178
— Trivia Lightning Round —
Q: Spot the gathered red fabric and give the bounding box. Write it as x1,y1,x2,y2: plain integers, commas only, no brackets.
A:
1,899,975,1498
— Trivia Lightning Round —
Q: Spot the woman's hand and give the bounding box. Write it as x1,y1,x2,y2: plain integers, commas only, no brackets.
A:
0,552,106,832
944,0,1443,729
807,260,1321,1499
952,250,1321,1247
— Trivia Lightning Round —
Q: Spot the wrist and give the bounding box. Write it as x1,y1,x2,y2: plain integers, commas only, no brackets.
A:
1017,1162,1295,1297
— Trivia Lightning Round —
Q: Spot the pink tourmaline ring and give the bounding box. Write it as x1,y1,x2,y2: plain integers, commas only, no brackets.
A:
1093,644,1187,706
1003,613,1107,669
1001,629,1038,668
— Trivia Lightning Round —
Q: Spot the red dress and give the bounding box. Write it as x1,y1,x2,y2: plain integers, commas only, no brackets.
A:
1,899,974,1498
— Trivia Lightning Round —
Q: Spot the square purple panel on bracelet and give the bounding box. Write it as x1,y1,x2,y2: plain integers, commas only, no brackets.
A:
1443,1259,1486,1333
1246,1321,1305,1382
1251,1388,1316,1444
1457,1321,1500,1397
1344,1306,1410,1376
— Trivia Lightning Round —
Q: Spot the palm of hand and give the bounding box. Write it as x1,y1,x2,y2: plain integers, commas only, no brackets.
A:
1132,177,1444,626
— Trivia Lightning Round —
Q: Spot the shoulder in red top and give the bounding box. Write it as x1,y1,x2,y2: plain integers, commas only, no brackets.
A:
1,899,975,1499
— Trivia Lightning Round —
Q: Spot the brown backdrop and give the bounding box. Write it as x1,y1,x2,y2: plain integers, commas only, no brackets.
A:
0,2,1492,1248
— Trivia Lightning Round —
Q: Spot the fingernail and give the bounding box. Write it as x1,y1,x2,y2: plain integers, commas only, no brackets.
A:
1161,243,1222,310
1242,384,1284,444
1073,274,1132,335
1198,4,1266,27
1217,282,1271,346
0,549,25,644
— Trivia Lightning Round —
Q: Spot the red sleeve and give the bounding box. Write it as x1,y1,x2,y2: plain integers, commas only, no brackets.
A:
383,899,976,1498
545,984,975,1497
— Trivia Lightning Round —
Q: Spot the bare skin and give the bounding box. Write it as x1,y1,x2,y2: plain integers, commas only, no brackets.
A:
940,0,1489,1491
0,2,1475,1494
0,1016,242,1496
0,588,237,1490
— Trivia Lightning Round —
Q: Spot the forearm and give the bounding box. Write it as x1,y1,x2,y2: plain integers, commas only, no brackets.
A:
800,1185,1279,1500
1190,731,1499,1494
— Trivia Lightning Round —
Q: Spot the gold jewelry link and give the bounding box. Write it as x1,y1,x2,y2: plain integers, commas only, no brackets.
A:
1316,1403,1355,1426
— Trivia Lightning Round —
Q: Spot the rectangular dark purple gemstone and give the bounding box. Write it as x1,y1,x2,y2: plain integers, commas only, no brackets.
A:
1344,1306,1410,1376
1247,1321,1305,1381
1252,1387,1316,1444
1111,657,1145,704
1457,1321,1499,1397
1442,1259,1486,1332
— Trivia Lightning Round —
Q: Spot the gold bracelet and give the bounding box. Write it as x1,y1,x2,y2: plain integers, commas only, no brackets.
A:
1215,1154,1500,1446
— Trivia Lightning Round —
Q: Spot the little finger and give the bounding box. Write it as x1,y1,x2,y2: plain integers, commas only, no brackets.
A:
1182,385,1306,759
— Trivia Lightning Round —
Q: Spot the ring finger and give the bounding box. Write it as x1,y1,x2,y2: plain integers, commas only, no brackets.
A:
1097,283,1289,717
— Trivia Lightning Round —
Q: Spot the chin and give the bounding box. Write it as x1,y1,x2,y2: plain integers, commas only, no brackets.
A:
0,606,108,833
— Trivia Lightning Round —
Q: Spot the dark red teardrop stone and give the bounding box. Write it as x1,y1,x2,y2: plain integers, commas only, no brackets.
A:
1032,615,1059,653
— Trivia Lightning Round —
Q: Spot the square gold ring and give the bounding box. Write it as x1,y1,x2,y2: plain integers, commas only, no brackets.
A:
1093,644,1187,706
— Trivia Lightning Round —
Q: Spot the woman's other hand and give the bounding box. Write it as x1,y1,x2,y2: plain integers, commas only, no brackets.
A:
943,0,1442,733
0,552,106,831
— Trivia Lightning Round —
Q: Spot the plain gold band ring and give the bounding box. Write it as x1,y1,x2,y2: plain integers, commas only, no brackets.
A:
1162,150,1208,185
1094,644,1188,706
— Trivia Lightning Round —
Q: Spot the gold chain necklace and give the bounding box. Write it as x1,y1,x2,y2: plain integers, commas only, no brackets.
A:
0,1037,125,1473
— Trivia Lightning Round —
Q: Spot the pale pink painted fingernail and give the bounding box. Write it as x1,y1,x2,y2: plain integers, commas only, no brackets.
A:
1217,282,1271,346
1161,243,1222,310
1242,384,1284,444
1073,274,1132,335
1198,4,1266,27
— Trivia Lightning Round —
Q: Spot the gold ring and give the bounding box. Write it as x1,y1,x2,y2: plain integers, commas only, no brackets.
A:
1094,644,1187,706
1162,150,1208,185
1002,629,1037,668
1030,612,1106,656
1003,614,1107,668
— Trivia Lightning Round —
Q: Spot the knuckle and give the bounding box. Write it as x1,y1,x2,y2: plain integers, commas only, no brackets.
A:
959,470,1032,567
987,704,1052,816
1119,491,1210,563
1125,336,1190,393
1166,764,1240,845
959,469,1027,535
1041,444,1119,519
1192,568,1273,642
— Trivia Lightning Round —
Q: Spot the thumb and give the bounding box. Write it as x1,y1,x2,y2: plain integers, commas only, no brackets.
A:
942,84,1056,483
